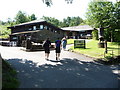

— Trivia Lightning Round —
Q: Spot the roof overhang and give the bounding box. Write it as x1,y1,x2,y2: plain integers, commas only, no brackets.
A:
61,28,93,31
8,20,46,28
11,30,40,35
61,25,95,32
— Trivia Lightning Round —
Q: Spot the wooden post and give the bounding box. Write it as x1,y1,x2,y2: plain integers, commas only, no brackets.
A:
84,40,86,49
104,40,107,53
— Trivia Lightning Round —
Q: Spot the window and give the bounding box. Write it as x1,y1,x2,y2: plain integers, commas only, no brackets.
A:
55,30,57,33
33,26,36,30
28,28,32,30
13,37,17,40
44,26,48,30
40,25,43,30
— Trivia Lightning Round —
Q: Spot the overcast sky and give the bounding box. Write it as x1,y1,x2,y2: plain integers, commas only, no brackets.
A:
0,0,117,22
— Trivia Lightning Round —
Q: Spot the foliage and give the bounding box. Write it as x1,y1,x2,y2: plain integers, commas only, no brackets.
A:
86,1,114,28
42,16,61,27
42,16,83,28
28,14,37,21
15,11,30,24
0,11,38,38
92,29,98,40
62,16,83,27
42,0,53,7
15,11,37,24
86,1,120,42
2,58,19,88
42,0,73,7
0,25,11,38
0,20,6,25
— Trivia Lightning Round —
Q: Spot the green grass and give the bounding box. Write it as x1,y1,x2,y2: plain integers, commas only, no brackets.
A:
69,39,119,58
67,39,75,44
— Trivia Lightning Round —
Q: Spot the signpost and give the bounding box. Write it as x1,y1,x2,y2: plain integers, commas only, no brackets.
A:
74,40,86,49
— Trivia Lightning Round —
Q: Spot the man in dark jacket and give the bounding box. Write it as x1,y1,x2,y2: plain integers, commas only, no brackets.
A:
43,38,51,60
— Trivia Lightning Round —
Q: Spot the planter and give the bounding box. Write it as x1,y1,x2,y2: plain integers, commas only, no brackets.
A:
98,42,105,48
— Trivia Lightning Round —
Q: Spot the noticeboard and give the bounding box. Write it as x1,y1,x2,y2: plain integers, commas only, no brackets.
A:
74,40,86,49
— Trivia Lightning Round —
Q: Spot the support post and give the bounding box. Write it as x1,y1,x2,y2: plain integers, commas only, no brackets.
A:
104,40,107,53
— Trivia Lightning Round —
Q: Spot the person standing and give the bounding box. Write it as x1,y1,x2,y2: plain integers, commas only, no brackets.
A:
55,38,62,60
26,36,32,50
62,36,67,50
42,38,51,60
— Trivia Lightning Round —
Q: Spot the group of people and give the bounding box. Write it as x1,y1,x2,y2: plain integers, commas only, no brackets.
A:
42,37,67,61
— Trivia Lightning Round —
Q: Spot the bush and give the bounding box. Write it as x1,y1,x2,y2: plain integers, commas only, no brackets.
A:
2,58,19,88
95,56,120,65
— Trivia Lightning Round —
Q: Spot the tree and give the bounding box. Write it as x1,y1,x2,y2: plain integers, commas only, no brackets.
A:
92,29,98,40
114,1,120,29
86,0,120,42
0,20,6,25
15,11,29,24
42,16,61,27
42,16,84,28
63,16,83,27
86,1,114,28
29,14,37,21
0,25,11,38
42,0,73,7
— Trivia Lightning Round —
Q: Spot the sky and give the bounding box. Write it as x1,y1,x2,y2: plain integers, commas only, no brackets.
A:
0,0,117,22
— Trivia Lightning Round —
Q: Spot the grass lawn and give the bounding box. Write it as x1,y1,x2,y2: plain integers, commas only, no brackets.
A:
67,39,75,44
69,39,119,59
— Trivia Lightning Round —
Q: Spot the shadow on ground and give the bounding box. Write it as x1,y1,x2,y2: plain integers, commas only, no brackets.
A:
6,58,119,88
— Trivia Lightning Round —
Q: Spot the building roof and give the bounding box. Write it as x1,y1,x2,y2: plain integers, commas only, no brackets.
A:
8,19,62,30
9,19,46,27
61,25,94,31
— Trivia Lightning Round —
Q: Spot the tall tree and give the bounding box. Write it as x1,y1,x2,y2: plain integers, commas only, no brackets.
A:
63,16,83,27
86,0,120,42
114,1,120,29
29,14,37,21
86,1,114,28
15,11,29,24
42,16,61,27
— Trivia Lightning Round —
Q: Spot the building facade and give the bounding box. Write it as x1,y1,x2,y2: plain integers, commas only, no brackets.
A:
8,20,64,46
61,25,95,39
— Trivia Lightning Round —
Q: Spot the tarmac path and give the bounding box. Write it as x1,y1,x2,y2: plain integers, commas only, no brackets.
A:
0,45,119,88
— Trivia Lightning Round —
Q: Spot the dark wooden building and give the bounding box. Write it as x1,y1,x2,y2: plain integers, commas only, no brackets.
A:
61,25,94,39
8,20,64,47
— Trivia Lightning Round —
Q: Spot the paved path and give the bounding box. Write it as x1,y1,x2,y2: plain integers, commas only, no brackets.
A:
0,45,119,88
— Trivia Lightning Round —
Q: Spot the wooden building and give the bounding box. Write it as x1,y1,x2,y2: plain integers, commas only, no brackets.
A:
8,20,64,47
61,25,94,39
